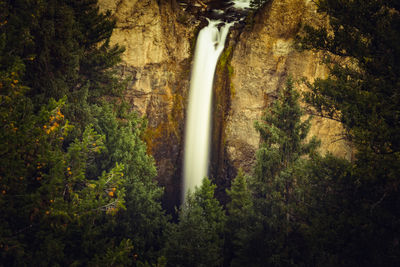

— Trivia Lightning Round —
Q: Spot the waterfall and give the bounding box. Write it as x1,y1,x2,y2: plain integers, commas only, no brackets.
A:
183,20,233,200
182,0,251,201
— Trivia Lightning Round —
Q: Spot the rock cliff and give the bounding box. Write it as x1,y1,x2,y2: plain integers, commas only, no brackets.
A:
97,0,353,207
98,0,198,209
225,0,353,175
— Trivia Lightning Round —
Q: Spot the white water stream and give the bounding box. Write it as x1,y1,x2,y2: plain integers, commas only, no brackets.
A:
183,20,232,200
182,0,251,201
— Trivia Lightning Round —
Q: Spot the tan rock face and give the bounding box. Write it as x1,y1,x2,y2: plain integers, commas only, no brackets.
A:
98,0,352,206
226,0,352,174
98,0,198,208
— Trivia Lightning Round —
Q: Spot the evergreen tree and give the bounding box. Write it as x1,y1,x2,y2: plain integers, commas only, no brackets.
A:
2,0,124,138
297,0,400,265
1,0,166,265
164,178,226,267
234,79,318,266
225,170,256,267
303,154,360,267
91,104,168,264
0,64,130,265
297,0,400,155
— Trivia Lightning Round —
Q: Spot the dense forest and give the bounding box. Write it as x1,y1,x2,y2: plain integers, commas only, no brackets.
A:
1,0,399,266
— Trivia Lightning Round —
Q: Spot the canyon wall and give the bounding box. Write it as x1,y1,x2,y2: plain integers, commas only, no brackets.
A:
98,0,198,209
97,0,352,206
225,0,353,175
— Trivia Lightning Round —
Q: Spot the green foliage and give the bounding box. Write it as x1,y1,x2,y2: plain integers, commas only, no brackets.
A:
0,86,129,265
164,178,226,267
225,170,256,267
5,0,399,265
90,104,168,263
226,170,253,223
0,0,165,265
303,154,358,266
3,0,124,140
297,0,400,265
89,239,134,267
252,78,319,198
229,79,318,266
297,0,400,154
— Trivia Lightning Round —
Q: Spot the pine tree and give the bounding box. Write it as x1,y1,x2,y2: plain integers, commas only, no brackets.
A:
91,104,168,264
0,72,129,265
164,178,226,267
303,154,357,267
252,78,318,224
297,1,400,265
237,78,318,266
1,0,124,139
1,0,165,265
225,170,256,267
298,0,400,154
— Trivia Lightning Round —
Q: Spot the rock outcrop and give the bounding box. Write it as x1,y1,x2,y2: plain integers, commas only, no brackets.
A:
97,0,353,207
225,0,353,175
98,0,199,209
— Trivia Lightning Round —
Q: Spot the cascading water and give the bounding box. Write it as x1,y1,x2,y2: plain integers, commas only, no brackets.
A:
183,0,251,201
183,20,232,200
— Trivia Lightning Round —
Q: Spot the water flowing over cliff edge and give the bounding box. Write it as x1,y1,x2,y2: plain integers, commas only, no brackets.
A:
98,0,353,208
183,19,233,200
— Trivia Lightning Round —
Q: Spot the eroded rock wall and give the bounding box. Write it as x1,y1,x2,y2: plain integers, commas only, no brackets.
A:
98,0,198,209
225,0,353,175
98,0,352,208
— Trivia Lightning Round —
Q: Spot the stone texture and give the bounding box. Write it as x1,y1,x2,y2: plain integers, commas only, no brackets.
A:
98,0,199,209
226,0,353,174
97,0,353,207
